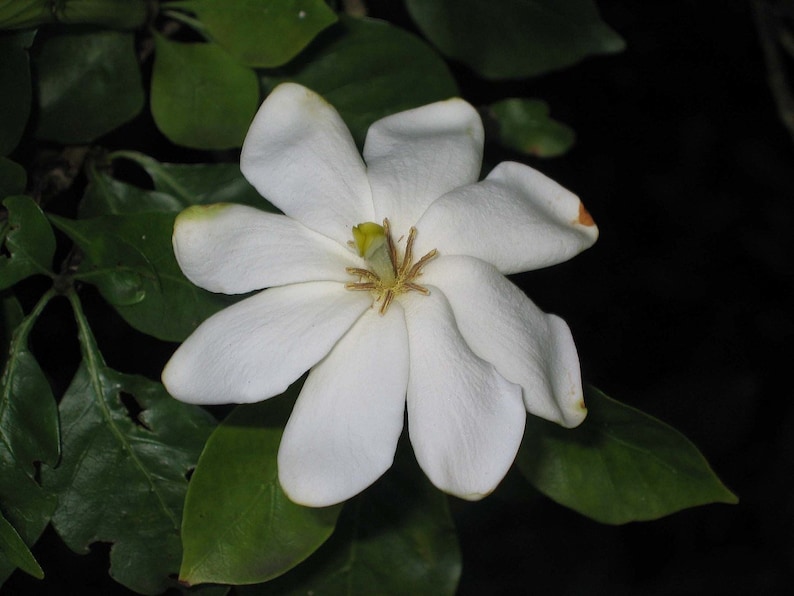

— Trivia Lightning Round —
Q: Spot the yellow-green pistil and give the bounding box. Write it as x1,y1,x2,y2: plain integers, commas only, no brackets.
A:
346,219,438,314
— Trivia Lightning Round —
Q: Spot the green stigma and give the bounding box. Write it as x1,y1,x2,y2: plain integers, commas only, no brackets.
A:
351,222,386,259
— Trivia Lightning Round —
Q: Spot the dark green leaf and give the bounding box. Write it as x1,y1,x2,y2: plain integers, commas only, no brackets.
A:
54,0,148,29
79,166,184,218
169,0,337,67
0,291,57,585
242,444,461,596
49,213,151,307
0,456,55,584
0,30,33,155
490,98,575,157
0,0,147,29
517,386,738,525
405,0,625,79
42,292,216,594
180,395,341,587
0,289,59,474
0,196,56,290
35,30,144,143
262,16,458,144
0,0,44,29
50,212,234,341
151,34,259,149
0,157,27,197
0,512,43,580
108,151,273,212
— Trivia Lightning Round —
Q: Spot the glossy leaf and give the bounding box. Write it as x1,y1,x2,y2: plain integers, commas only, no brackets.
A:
35,30,144,143
0,196,56,290
79,166,184,218
262,16,458,144
517,386,738,524
42,293,216,594
108,151,272,212
0,291,57,585
151,33,259,149
0,461,55,585
405,0,625,79
49,213,151,307
490,98,575,157
50,213,234,341
169,0,337,67
180,394,341,587
0,158,27,197
0,512,43,580
0,30,33,155
241,444,461,596
0,289,59,475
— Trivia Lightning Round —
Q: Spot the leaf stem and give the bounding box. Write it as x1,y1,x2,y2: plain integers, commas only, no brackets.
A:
65,288,180,527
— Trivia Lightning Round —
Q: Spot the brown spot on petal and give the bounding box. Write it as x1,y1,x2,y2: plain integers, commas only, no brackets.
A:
577,202,595,227
579,400,587,411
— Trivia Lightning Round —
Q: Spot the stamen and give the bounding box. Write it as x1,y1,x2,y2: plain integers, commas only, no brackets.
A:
383,219,399,277
345,282,377,291
406,248,438,279
401,227,417,274
346,267,380,283
380,290,395,314
345,218,438,314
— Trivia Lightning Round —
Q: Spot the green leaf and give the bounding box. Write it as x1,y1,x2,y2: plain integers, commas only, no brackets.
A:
50,212,234,341
0,0,44,28
0,30,33,155
0,157,27,197
180,394,341,587
79,165,184,218
0,196,56,290
0,511,43,580
261,16,458,145
49,213,152,307
41,292,216,594
242,444,461,596
107,151,273,212
169,0,337,68
490,98,575,158
151,34,259,149
0,0,147,29
0,291,57,584
0,289,60,475
405,0,625,79
517,386,738,525
35,30,144,143
0,457,55,584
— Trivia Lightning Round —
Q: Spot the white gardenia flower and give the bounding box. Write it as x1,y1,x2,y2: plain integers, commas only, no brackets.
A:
162,83,598,507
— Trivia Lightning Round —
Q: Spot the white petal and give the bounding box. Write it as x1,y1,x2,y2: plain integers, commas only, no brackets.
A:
162,282,370,404
172,203,364,294
414,161,598,274
240,83,374,244
423,255,586,427
364,98,483,236
278,305,409,507
401,291,525,500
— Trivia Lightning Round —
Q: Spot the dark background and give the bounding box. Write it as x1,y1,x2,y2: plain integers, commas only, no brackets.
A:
5,1,793,594
448,1,794,594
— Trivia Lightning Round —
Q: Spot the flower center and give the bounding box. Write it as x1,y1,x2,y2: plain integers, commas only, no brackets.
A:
345,219,438,314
